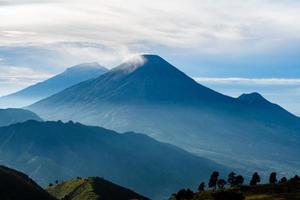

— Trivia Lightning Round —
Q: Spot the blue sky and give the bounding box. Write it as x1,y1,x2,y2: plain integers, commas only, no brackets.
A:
0,0,300,115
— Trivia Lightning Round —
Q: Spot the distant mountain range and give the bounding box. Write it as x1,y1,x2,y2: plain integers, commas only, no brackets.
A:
0,120,226,199
0,63,108,108
0,108,42,127
48,177,149,200
0,165,56,200
28,54,300,174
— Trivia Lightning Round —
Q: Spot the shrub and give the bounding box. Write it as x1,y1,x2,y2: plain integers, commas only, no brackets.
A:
213,191,245,200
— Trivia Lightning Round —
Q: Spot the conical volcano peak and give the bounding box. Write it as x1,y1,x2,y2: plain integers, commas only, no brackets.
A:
140,54,174,67
118,54,174,73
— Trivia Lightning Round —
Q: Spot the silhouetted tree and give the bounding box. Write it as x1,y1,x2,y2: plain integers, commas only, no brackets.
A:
227,172,236,187
235,175,244,186
174,189,194,200
279,177,287,183
290,175,300,184
198,182,205,192
227,172,244,187
269,172,277,184
250,172,260,186
217,179,227,189
209,171,219,189
48,183,53,187
55,180,59,184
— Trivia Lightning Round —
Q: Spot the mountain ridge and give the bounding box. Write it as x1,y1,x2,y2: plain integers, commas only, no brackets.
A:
0,108,42,127
0,63,108,108
27,54,300,175
0,120,227,199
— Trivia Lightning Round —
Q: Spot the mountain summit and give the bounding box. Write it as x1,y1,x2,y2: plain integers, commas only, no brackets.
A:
238,92,271,105
0,63,108,108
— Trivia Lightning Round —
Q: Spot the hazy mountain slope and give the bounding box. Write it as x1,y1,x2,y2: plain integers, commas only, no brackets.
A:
0,108,42,127
0,63,108,108
28,55,300,174
48,177,149,200
0,120,227,199
0,165,56,200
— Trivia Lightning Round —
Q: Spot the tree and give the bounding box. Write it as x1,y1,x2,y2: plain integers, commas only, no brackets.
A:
227,172,236,187
290,175,300,183
228,172,244,187
279,177,287,183
209,171,219,189
174,189,194,200
55,180,59,184
235,175,244,186
250,172,260,186
48,183,53,187
198,182,205,192
217,179,227,189
269,172,277,184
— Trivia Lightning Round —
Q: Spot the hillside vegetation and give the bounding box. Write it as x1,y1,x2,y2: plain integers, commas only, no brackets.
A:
177,182,300,200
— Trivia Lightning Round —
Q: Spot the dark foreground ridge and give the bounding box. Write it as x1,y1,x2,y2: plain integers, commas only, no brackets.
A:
0,165,148,200
0,165,56,200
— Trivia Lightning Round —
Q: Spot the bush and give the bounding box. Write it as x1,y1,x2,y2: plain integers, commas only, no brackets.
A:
213,191,245,200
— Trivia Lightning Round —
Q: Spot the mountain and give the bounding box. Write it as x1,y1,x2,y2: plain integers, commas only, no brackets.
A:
0,62,108,108
0,165,56,200
0,120,227,199
28,54,300,174
0,108,42,127
47,177,149,200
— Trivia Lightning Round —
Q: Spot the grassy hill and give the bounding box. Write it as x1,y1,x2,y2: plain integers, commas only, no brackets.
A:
0,165,56,200
47,177,149,200
170,180,300,200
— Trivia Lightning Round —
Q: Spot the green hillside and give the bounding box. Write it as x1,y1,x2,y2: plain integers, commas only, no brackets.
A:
47,177,149,200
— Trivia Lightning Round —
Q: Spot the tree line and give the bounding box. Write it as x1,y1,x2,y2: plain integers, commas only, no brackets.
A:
171,171,300,200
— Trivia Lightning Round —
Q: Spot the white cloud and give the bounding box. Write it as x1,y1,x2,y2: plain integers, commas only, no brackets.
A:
0,65,52,96
0,0,299,59
194,76,300,116
194,77,300,86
